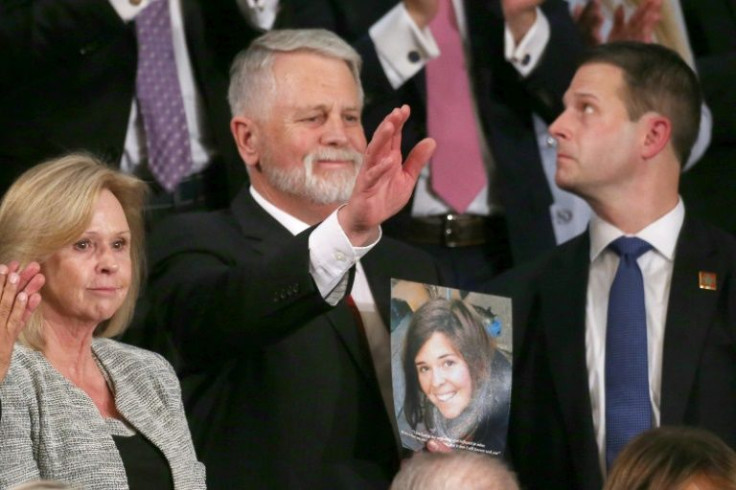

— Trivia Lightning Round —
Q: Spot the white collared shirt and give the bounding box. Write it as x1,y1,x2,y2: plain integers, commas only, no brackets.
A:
586,199,685,475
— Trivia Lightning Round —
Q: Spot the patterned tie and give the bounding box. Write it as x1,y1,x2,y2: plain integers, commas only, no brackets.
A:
605,236,653,469
135,0,193,192
426,0,487,213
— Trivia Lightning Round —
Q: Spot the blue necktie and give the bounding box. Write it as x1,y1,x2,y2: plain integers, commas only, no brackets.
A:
605,236,653,469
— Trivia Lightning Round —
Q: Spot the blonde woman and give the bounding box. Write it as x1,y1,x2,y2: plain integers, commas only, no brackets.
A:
0,154,205,489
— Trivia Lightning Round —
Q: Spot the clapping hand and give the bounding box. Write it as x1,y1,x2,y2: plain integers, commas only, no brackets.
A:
573,0,663,46
609,0,662,44
573,0,605,46
0,261,45,381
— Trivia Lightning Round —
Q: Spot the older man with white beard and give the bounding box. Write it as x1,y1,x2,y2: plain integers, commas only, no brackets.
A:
141,29,444,490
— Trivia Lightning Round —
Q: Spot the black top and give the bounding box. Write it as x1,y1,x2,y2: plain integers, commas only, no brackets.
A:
113,432,174,490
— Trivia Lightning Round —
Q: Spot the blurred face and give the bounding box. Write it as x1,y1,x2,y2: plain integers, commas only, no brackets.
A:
415,332,473,419
256,51,366,204
41,189,132,329
549,63,642,201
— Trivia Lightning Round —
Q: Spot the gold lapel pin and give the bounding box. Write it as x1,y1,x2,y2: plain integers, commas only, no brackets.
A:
698,271,717,291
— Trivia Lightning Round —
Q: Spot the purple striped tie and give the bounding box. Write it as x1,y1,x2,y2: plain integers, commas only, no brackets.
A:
135,0,193,192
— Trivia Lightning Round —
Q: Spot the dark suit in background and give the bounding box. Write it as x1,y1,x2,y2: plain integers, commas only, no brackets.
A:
0,0,255,204
145,189,441,489
490,215,736,490
679,0,736,235
289,0,586,271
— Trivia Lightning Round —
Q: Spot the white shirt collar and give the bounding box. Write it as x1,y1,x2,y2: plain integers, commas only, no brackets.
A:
589,198,685,262
249,186,310,237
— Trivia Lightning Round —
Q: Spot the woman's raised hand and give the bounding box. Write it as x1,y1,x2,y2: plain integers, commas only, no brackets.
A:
0,261,45,381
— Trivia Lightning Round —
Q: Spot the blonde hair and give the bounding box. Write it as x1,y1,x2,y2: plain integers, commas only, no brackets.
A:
0,154,147,349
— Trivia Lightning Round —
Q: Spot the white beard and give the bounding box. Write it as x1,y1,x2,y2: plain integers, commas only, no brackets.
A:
262,147,364,205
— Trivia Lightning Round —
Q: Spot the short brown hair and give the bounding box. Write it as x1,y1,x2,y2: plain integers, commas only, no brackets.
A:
605,426,736,490
0,153,147,349
580,42,702,167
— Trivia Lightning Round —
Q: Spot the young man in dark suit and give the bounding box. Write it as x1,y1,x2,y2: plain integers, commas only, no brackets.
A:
493,42,736,490
144,29,442,489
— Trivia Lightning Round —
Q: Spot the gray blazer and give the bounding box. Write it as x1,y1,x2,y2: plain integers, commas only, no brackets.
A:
0,338,206,489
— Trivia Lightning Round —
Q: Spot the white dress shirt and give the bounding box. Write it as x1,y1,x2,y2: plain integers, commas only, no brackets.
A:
585,199,685,475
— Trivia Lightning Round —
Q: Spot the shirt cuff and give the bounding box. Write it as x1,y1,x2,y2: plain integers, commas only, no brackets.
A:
369,3,439,89
309,208,381,305
109,0,149,21
504,7,550,78
236,0,279,30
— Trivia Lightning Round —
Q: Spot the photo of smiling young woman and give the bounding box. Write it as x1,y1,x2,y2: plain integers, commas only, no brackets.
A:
394,291,512,456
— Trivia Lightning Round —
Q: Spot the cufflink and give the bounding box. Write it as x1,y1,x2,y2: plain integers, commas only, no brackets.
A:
408,51,421,63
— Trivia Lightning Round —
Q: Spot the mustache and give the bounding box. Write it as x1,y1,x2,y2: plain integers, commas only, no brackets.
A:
304,147,364,167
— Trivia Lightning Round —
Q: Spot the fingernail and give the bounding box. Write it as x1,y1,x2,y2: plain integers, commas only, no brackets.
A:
0,265,7,276
9,273,19,284
17,291,27,303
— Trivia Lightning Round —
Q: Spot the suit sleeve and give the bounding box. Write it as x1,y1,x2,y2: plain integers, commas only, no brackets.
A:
145,215,338,369
0,1,127,83
680,0,736,145
520,0,586,122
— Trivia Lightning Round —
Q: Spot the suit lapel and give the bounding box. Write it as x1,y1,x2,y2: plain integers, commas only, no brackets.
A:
359,244,392,328
231,187,293,257
539,235,603,486
232,188,381,384
336,240,393,386
661,217,723,424
326,300,380,387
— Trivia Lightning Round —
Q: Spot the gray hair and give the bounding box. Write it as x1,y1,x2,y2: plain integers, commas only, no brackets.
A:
390,452,520,490
228,28,364,118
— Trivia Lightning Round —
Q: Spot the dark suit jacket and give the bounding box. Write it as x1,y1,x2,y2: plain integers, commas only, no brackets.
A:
0,0,254,201
289,0,585,263
144,188,442,489
487,215,736,490
679,0,736,235
680,0,736,146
